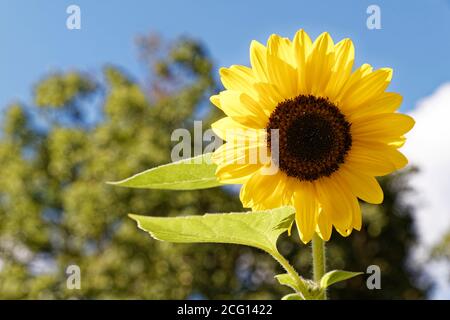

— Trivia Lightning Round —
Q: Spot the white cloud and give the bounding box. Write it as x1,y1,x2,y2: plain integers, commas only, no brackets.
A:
404,83,450,246
403,83,450,299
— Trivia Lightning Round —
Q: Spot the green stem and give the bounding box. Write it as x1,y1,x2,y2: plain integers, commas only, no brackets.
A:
312,233,327,300
271,250,311,299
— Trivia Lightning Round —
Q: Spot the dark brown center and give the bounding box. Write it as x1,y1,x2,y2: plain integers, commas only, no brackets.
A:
266,95,352,181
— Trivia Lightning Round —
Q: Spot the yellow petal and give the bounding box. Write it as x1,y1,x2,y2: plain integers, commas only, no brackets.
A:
293,29,313,95
211,117,251,140
324,38,355,100
317,174,361,237
210,94,221,108
250,40,269,82
252,82,284,114
216,90,268,128
239,170,279,209
389,136,407,148
351,113,415,143
335,63,373,105
305,32,335,96
215,163,261,184
335,194,360,236
267,34,295,67
219,65,256,94
337,165,384,204
340,68,393,112
315,176,353,231
281,177,298,204
346,143,408,176
316,209,332,241
293,182,319,244
347,92,403,120
258,173,292,209
239,183,254,208
266,34,298,98
212,135,266,166
351,199,362,231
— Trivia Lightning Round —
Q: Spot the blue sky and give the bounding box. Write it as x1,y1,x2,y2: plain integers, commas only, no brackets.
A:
1,0,449,112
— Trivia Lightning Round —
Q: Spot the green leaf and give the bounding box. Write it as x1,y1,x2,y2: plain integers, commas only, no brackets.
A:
107,153,223,190
276,273,322,300
281,293,304,300
275,273,301,292
129,206,295,253
319,270,363,289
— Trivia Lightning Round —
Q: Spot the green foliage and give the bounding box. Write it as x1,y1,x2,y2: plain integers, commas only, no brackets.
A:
34,72,96,108
319,270,363,289
281,293,304,300
0,34,429,299
129,205,326,299
0,35,244,299
432,233,450,260
130,207,294,253
110,153,223,190
275,273,302,292
431,231,450,283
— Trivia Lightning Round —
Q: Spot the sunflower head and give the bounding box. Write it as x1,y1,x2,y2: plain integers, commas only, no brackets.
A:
210,30,415,244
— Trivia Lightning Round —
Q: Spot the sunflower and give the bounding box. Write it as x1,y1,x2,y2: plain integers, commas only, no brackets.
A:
210,29,414,244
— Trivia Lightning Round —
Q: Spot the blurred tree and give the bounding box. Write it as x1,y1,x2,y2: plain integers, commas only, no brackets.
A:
433,234,450,261
0,34,429,299
431,228,450,285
